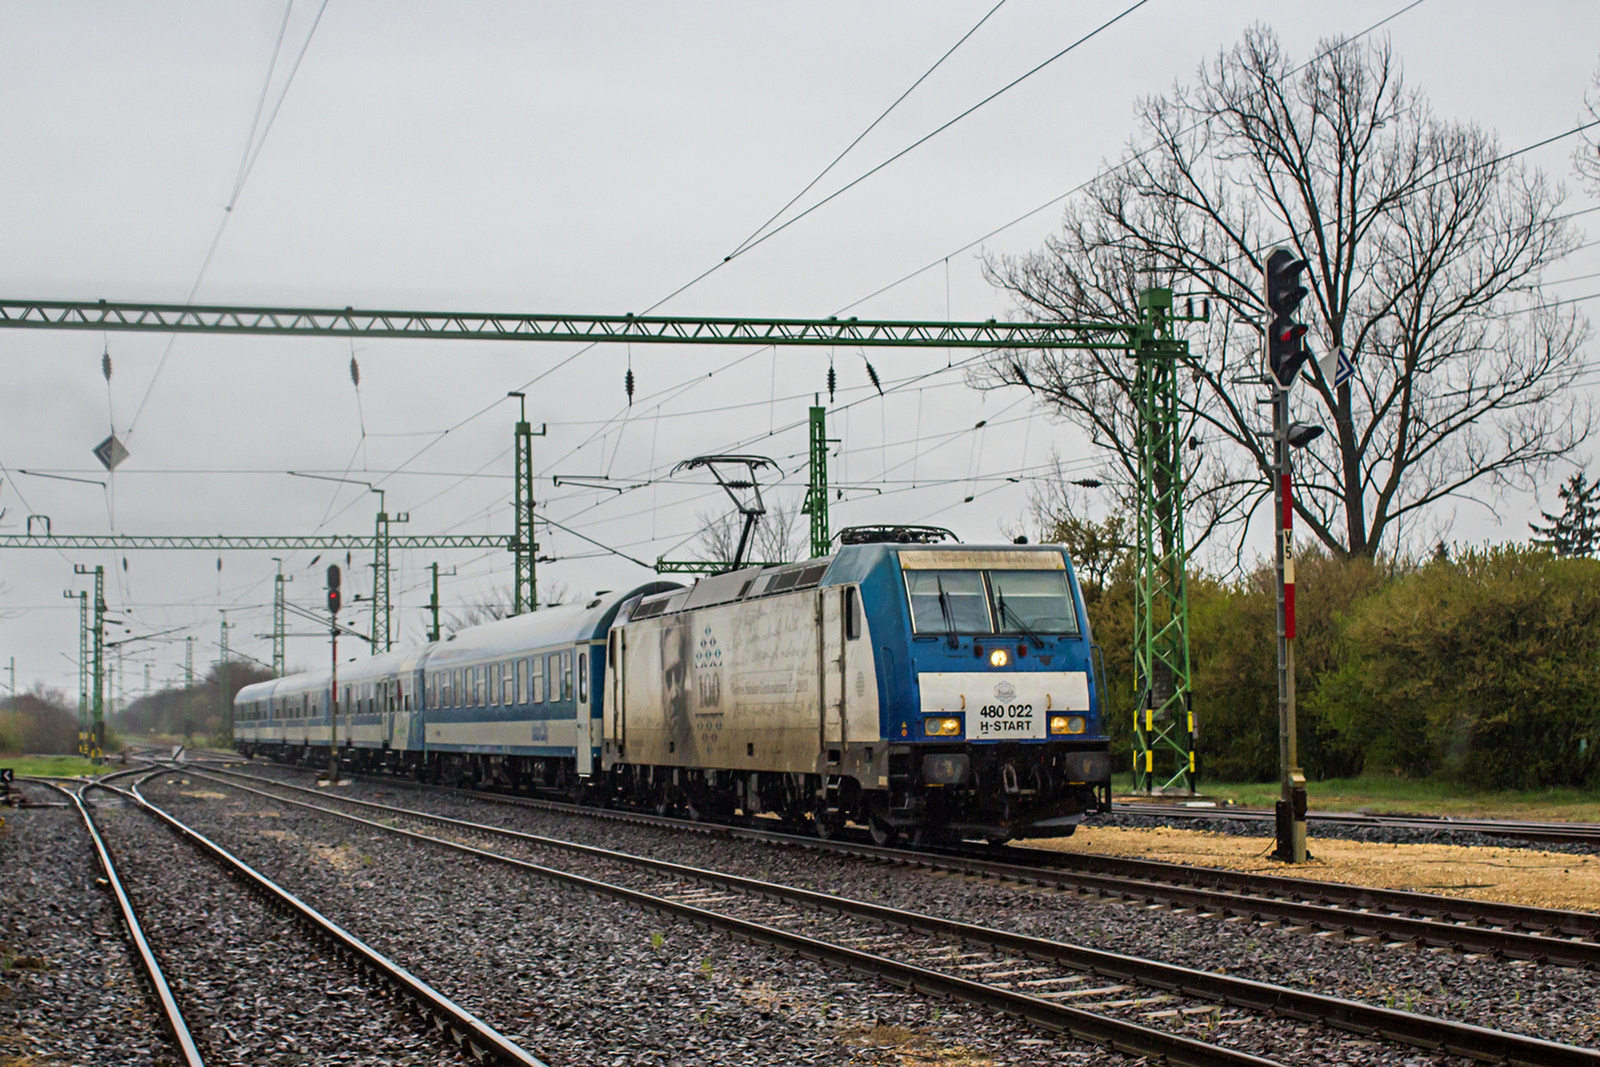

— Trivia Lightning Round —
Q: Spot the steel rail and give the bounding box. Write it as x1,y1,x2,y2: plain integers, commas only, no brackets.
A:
25,778,206,1067
1114,803,1600,846
191,768,1600,1067
317,766,1600,961
113,774,549,1067
992,843,1600,941
176,770,1277,1067
219,763,1600,965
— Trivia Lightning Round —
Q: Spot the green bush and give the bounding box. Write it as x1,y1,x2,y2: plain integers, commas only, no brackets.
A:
1336,545,1600,788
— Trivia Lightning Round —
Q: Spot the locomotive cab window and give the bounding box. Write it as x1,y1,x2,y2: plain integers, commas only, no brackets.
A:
906,567,1080,636
990,569,1078,635
844,586,861,639
905,570,991,633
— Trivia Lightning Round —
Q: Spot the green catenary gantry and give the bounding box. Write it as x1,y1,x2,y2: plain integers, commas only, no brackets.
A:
1,292,1196,788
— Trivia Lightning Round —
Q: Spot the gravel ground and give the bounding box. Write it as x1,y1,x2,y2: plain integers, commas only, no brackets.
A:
224,762,1600,1054
141,772,1157,1067
0,782,179,1067
1093,810,1600,856
87,785,478,1067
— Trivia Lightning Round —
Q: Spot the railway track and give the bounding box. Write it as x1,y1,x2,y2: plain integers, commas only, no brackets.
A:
47,770,549,1067
1112,802,1600,848
224,760,1600,970
28,773,205,1067
186,765,1600,1067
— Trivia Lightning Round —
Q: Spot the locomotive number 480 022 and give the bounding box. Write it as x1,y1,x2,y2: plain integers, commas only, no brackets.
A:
974,702,1042,739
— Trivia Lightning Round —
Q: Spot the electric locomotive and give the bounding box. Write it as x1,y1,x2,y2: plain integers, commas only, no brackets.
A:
235,528,1110,843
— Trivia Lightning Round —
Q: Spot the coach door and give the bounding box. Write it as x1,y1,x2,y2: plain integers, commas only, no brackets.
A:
819,587,849,754
606,630,625,768
576,645,594,776
383,681,396,749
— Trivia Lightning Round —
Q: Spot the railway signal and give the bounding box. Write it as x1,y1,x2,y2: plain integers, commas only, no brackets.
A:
1262,248,1320,863
1265,248,1311,388
326,565,341,785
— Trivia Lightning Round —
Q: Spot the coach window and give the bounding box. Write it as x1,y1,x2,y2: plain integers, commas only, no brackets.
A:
477,665,487,707
450,669,459,708
577,653,589,703
562,651,573,701
531,656,545,703
516,658,527,704
489,663,500,706
503,662,515,704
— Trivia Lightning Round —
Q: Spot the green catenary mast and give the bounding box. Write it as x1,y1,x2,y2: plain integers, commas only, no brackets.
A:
803,402,830,559
1131,289,1197,794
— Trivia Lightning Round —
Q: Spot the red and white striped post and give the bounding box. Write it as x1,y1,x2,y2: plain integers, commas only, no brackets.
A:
1273,390,1307,862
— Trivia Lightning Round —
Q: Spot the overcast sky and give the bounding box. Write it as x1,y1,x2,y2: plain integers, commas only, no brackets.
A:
1,1,1597,700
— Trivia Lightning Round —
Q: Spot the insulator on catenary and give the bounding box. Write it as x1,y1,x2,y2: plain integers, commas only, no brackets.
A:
864,359,883,396
625,367,635,404
349,356,360,388
102,351,112,381
827,363,836,403
1011,359,1031,390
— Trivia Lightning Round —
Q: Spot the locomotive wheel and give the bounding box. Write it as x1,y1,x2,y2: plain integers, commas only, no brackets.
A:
868,814,899,847
812,808,844,840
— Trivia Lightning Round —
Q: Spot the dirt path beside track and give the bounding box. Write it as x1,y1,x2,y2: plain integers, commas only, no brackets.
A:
1029,825,1600,913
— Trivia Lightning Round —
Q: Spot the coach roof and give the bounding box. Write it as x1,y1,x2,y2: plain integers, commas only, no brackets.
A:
423,580,679,668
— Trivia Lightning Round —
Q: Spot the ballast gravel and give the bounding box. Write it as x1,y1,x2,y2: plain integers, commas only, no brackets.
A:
142,773,1141,1066
0,783,179,1067
86,786,477,1067
227,762,1600,1055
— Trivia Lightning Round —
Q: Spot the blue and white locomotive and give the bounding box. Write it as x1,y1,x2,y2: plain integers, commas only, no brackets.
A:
235,531,1111,842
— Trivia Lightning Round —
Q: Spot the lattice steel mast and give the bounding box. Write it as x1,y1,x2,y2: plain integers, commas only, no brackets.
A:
1131,289,1199,794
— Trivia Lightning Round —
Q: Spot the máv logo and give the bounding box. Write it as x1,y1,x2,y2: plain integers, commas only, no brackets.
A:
994,680,1017,702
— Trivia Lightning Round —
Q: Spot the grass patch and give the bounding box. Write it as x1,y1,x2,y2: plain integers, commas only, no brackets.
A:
0,755,120,778
1113,772,1600,821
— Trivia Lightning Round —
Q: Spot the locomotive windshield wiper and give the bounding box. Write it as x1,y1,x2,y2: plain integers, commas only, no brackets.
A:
935,576,959,649
997,593,1045,650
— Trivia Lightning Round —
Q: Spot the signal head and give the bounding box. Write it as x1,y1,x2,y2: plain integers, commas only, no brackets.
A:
327,564,342,615
1265,247,1309,316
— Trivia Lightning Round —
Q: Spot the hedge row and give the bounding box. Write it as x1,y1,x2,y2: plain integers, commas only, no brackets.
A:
1089,545,1600,789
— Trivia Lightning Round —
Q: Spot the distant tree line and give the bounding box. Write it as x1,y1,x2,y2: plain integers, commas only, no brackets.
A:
0,687,78,755
116,662,274,747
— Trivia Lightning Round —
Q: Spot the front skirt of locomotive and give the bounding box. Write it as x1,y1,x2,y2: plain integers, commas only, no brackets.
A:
889,740,1112,840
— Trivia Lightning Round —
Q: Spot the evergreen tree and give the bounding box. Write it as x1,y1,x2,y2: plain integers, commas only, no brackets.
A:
1531,472,1600,556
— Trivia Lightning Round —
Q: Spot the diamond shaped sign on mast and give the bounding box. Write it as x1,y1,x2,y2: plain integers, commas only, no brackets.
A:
92,434,128,471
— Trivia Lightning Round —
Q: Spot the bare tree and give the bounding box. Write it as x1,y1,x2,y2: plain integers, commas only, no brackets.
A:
1578,60,1600,190
1023,453,1134,599
693,498,807,568
984,28,1589,561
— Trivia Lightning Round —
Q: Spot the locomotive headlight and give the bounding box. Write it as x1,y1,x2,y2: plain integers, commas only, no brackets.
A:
923,716,962,737
1050,715,1088,735
988,648,1010,668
